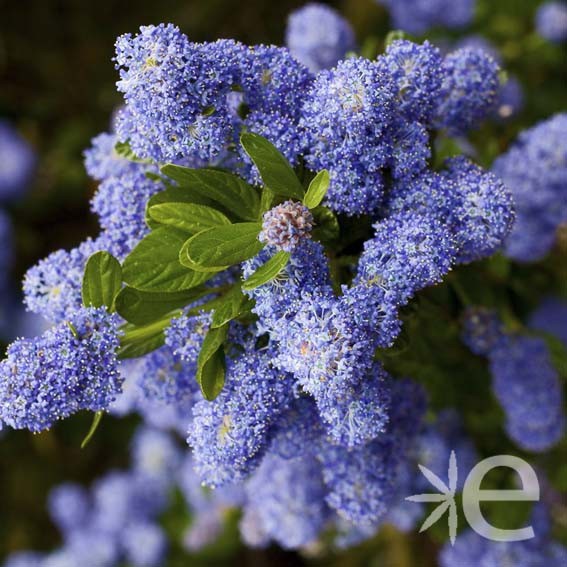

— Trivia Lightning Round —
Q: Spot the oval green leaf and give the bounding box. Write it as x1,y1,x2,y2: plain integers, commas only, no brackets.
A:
115,286,210,326
123,227,211,292
148,202,231,234
240,133,304,200
82,251,122,311
160,165,260,221
303,169,330,209
242,250,291,291
186,223,264,268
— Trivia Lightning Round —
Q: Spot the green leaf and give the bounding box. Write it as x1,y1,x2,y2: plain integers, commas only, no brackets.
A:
240,133,304,200
148,202,231,234
303,170,330,209
118,314,173,360
115,286,210,326
197,324,229,400
123,227,211,292
114,140,152,164
259,186,274,216
211,287,249,328
146,186,217,230
81,411,104,449
312,206,340,242
160,165,260,221
82,251,122,311
185,223,264,268
199,348,226,401
179,234,228,273
242,250,290,291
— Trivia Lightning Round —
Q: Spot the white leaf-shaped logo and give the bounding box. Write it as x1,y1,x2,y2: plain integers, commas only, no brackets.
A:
406,450,459,545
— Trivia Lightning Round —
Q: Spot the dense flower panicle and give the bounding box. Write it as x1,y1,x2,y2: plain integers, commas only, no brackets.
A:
375,0,475,34
440,525,567,567
115,25,243,163
315,363,392,448
274,292,376,398
414,410,478,492
131,426,181,482
242,239,332,330
493,113,567,262
285,3,356,72
268,397,325,460
435,48,500,134
349,212,456,328
243,453,330,549
189,347,294,487
91,165,163,258
0,307,122,432
317,438,400,526
489,335,565,452
135,346,202,409
48,483,91,536
461,306,505,356
0,120,35,200
83,132,139,181
23,236,112,323
388,159,514,264
536,2,567,42
389,121,431,181
123,522,167,567
239,507,271,549
164,313,210,364
316,378,426,526
259,201,313,252
91,471,168,534
300,57,396,215
440,156,515,263
380,40,443,124
529,297,567,348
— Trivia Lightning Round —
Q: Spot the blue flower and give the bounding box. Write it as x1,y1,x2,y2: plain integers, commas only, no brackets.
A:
48,483,91,536
285,3,356,72
493,113,567,262
243,453,330,549
489,335,565,452
189,346,294,487
536,2,567,43
23,236,114,323
0,120,35,201
0,307,122,432
435,48,500,134
375,0,475,34
300,57,396,215
380,40,443,124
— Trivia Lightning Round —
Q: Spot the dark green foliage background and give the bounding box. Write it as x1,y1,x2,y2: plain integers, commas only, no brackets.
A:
0,0,565,565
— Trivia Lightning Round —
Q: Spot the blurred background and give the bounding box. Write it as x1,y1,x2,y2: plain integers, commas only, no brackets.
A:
0,0,565,565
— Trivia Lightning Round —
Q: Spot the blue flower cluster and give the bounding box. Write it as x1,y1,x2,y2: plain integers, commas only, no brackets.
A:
462,307,566,452
0,120,35,201
285,3,356,72
536,2,567,43
375,0,476,34
5,426,182,567
0,307,122,432
440,506,567,567
0,14,538,559
493,113,567,262
0,120,36,341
